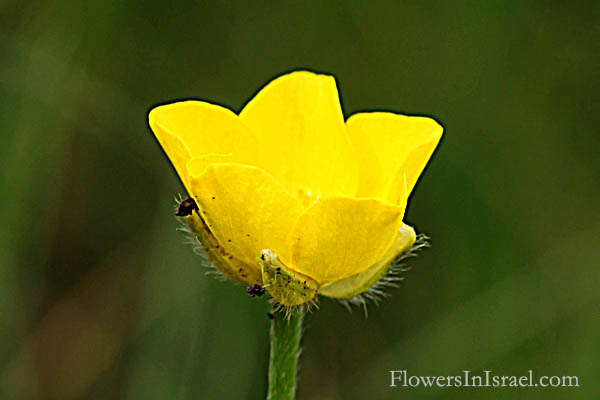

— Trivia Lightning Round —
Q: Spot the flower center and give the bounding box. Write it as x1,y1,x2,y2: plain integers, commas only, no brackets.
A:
297,188,320,207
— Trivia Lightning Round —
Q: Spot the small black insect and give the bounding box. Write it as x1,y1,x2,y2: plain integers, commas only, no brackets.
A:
267,312,274,320
175,197,198,216
247,284,266,298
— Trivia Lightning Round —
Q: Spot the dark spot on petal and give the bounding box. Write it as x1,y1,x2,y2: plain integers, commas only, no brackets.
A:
267,312,274,320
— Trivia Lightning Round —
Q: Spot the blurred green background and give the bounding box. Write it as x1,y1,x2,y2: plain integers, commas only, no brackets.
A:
1,1,598,399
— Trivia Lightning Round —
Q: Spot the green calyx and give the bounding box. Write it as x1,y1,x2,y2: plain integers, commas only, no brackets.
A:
259,250,319,307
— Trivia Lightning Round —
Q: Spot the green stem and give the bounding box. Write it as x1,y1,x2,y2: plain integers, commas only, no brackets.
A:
267,309,304,400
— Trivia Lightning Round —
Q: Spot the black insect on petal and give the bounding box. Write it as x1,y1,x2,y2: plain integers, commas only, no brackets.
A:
175,197,198,216
267,312,274,320
247,284,266,298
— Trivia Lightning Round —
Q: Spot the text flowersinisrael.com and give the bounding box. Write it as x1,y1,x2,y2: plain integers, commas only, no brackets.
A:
390,370,579,388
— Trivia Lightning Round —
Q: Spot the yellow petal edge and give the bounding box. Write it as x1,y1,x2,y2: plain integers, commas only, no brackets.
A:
149,100,260,192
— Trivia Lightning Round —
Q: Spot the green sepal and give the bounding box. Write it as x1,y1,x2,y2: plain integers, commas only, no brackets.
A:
318,223,417,299
186,213,262,285
259,250,319,307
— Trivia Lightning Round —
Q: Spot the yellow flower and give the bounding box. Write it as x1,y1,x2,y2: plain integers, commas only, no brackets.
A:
149,71,442,306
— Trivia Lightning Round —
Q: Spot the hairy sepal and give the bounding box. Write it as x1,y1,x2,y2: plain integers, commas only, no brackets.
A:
259,250,319,307
186,213,262,285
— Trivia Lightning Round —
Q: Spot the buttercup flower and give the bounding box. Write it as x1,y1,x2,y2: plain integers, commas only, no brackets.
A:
149,71,442,307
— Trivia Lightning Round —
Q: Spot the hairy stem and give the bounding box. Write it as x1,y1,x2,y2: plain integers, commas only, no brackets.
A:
267,309,304,400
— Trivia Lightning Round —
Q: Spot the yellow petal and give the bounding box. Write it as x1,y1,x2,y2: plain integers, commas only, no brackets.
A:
239,71,358,199
290,197,405,284
188,163,304,266
148,101,259,186
346,112,442,203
